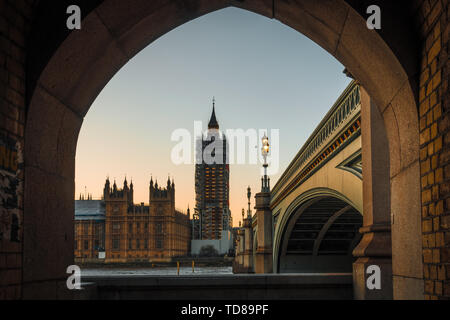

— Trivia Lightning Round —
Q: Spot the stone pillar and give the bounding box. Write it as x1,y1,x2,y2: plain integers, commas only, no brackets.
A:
243,217,254,273
254,192,273,274
353,86,393,299
238,228,245,267
232,236,240,273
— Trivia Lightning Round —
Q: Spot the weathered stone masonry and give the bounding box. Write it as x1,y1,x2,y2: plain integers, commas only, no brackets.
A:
415,0,450,300
0,0,37,300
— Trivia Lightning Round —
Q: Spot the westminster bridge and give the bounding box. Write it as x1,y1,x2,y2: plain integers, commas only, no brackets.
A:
235,80,397,299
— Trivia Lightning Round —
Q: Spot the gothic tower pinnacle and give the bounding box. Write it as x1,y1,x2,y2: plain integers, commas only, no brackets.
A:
208,97,219,130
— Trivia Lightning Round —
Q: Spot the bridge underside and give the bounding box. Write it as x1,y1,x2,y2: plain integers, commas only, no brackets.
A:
279,197,362,274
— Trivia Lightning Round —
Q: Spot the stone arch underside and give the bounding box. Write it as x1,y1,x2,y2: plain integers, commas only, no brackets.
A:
278,196,362,273
24,0,422,298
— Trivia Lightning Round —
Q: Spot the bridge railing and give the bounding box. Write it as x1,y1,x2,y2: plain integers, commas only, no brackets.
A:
272,81,361,199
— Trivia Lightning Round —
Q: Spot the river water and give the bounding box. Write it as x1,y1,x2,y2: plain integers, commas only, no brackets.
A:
81,266,233,277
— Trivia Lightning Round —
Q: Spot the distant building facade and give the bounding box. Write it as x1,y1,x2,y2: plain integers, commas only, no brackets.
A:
193,102,232,240
74,200,106,260
75,177,191,263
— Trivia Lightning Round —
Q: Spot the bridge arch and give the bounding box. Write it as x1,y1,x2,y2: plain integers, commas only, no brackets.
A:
24,0,422,298
274,188,362,273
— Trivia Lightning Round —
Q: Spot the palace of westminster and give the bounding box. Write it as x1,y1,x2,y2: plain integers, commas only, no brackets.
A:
74,105,234,262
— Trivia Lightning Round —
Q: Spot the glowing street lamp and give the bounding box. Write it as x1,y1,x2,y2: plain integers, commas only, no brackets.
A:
261,133,270,192
262,134,270,157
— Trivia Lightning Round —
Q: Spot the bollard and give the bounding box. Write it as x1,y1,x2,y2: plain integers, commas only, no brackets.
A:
177,261,180,275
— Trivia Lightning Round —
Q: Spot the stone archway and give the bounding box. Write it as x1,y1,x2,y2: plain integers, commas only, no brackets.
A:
277,195,362,274
24,0,422,299
273,188,361,273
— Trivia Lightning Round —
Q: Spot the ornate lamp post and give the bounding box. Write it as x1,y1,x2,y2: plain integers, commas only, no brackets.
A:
254,133,273,273
247,186,252,218
261,133,270,192
241,186,254,273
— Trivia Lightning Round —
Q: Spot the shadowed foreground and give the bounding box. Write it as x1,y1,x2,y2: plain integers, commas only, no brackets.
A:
77,273,353,300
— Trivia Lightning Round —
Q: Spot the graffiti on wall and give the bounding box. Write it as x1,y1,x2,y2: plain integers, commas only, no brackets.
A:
0,133,23,243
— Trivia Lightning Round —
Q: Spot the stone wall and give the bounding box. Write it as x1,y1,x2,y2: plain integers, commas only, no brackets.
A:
415,0,450,300
0,0,36,300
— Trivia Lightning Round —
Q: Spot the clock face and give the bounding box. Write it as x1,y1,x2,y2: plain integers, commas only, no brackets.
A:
157,206,164,215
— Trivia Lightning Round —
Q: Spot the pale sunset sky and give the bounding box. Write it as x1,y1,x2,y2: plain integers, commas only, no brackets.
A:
75,7,351,227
